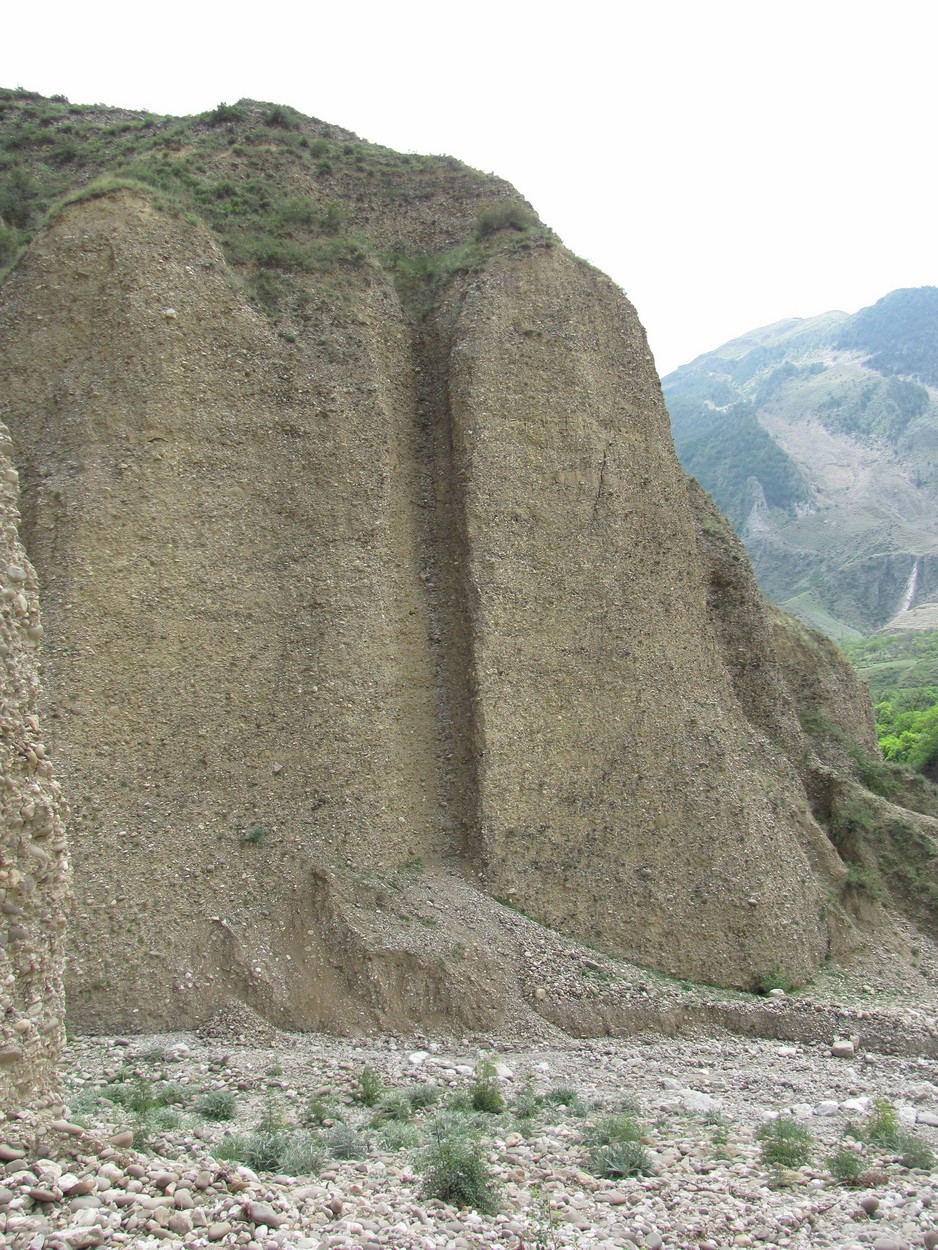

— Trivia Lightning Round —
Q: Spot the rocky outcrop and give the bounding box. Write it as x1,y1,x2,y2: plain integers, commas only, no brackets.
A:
0,98,925,1034
0,424,68,1111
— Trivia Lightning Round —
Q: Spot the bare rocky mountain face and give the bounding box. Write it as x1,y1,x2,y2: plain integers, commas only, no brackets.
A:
663,290,938,641
0,93,936,1072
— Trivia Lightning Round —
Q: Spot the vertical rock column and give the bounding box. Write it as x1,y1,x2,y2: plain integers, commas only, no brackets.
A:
0,423,68,1113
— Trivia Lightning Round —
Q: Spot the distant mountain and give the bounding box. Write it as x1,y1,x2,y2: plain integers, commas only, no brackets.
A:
663,288,938,638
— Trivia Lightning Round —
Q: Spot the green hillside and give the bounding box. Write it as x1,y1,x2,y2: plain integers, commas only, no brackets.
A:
663,291,938,638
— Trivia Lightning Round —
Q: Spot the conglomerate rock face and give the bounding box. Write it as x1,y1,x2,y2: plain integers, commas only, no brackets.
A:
0,423,69,1112
0,169,898,1034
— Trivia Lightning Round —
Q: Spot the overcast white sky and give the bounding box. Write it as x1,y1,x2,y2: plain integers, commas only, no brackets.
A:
4,1,935,375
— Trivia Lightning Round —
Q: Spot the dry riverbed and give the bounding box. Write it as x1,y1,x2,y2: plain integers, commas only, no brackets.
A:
3,1017,938,1250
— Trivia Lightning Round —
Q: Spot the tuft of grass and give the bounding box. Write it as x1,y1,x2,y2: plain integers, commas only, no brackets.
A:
587,1112,644,1146
195,1089,237,1121
371,1092,413,1125
301,1097,338,1127
404,1083,440,1110
756,967,795,995
898,1131,935,1170
756,1118,813,1172
378,1120,422,1152
512,1080,543,1122
474,200,538,239
588,1138,655,1179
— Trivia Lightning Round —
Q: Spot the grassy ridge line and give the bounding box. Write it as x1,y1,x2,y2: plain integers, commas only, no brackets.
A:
0,88,555,324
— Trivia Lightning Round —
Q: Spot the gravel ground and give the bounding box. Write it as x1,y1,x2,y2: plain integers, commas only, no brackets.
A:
4,1012,938,1250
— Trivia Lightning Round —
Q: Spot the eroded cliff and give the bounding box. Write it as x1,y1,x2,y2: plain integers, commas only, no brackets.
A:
0,423,68,1111
0,94,930,1035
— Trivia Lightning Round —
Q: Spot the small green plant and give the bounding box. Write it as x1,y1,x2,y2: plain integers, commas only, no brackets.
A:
232,1128,286,1171
512,1079,543,1122
155,1081,186,1106
243,825,267,845
756,967,795,994
470,1059,505,1114
256,1089,285,1133
206,102,244,126
828,1145,865,1185
301,1097,336,1127
756,1118,813,1172
589,1139,655,1179
279,1131,327,1176
474,200,537,239
864,1097,902,1147
371,1092,413,1125
107,1078,158,1115
711,1120,731,1149
542,1085,589,1116
264,106,297,130
897,1130,935,1170
418,1121,499,1213
525,1183,564,1249
405,1083,440,1110
195,1089,237,1121
378,1120,422,1152
327,1123,369,1160
543,1085,579,1106
587,1112,644,1146
351,1065,383,1107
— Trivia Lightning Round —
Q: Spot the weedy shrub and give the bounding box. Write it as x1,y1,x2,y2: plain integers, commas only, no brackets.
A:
327,1123,369,1160
543,1085,578,1106
404,1083,440,1110
206,102,244,126
829,1145,865,1185
371,1092,413,1125
589,1139,655,1179
106,1078,158,1115
146,1106,182,1132
195,1089,237,1121
351,1065,383,1107
474,200,537,239
66,1087,106,1119
470,1059,505,1114
155,1081,186,1106
864,1097,902,1148
238,1129,288,1172
301,1097,337,1127
216,1125,325,1175
512,1080,543,1121
756,1118,813,1171
279,1131,327,1176
897,1131,935,1170
379,1120,422,1152
543,1085,589,1117
587,1112,644,1147
756,967,795,994
418,1122,499,1212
